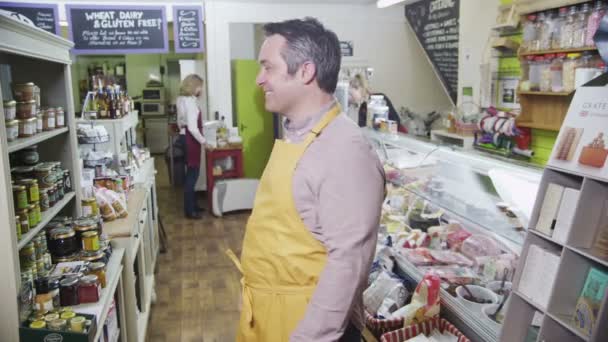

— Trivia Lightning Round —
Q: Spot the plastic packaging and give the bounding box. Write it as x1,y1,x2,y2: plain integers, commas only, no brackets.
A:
363,271,405,314
563,53,582,92
540,54,553,92
429,250,474,267
460,235,502,259
551,53,566,92
522,15,538,51
538,11,553,51
391,273,441,326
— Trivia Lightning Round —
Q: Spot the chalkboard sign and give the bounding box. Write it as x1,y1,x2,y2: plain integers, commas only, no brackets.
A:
173,6,204,53
66,5,169,55
340,41,354,57
0,2,59,34
405,0,459,104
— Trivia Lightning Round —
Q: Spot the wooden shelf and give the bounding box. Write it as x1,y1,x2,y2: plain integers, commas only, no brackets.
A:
17,192,75,249
7,127,69,153
518,91,572,97
519,46,598,57
516,121,561,131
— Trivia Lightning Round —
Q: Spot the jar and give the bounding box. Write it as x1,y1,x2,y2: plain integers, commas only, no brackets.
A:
56,107,65,128
529,56,544,91
4,99,16,120
20,242,36,268
44,313,60,323
34,234,45,260
20,146,40,165
80,249,106,264
48,277,61,309
16,216,22,240
48,227,78,257
56,180,65,200
82,231,100,252
53,253,78,264
88,262,106,288
6,119,19,142
12,82,35,101
78,275,100,304
39,188,49,212
34,278,53,312
29,321,46,329
36,111,43,133
63,170,72,193
81,198,99,218
69,316,85,333
27,204,37,228
16,100,36,119
48,319,67,331
18,117,37,138
18,179,39,203
60,311,76,321
48,186,57,207
563,53,582,92
31,202,41,226
43,108,56,131
13,184,28,210
17,208,30,234
35,163,55,189
540,54,553,92
12,165,34,180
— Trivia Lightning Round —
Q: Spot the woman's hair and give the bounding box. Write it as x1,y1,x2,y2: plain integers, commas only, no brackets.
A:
180,74,204,96
350,73,370,100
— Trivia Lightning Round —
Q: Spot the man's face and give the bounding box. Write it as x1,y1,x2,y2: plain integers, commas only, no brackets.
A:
256,35,302,115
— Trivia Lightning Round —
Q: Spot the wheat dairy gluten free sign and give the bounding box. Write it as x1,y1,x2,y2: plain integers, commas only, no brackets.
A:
173,6,204,53
67,5,168,54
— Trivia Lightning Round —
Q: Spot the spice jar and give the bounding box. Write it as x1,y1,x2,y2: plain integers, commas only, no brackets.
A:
36,110,43,133
78,275,100,304
56,107,65,128
48,186,57,207
48,319,67,331
48,277,61,309
60,277,80,307
88,262,106,288
35,163,55,189
12,82,35,101
39,188,49,212
6,119,18,142
27,203,38,228
4,100,16,120
48,227,78,258
17,100,36,119
82,231,100,252
56,180,65,200
18,117,37,138
63,170,72,193
69,316,85,333
43,108,56,131
81,198,99,218
13,184,28,210
17,208,30,234
18,179,39,203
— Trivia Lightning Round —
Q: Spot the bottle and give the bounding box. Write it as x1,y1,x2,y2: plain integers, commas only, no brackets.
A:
551,53,566,92
522,14,537,51
586,1,606,47
529,56,543,91
534,12,547,51
540,54,553,92
552,7,568,49
519,56,534,91
540,11,555,51
573,3,591,48
97,89,107,118
108,88,116,119
560,6,577,48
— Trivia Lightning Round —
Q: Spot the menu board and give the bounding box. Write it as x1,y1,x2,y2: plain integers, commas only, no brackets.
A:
405,0,459,104
173,6,204,53
66,5,168,54
0,2,59,34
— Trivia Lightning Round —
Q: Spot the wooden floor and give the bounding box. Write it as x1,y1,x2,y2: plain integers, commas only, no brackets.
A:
146,159,248,342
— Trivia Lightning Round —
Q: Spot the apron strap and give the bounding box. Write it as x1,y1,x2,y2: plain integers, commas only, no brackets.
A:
303,104,342,147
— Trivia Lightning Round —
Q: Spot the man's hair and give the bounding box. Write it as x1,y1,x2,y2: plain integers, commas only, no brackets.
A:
263,17,341,94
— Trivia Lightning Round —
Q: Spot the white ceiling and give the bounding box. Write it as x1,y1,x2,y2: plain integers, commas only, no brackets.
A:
214,0,377,3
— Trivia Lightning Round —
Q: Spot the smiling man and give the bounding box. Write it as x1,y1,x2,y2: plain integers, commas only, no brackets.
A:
227,17,385,342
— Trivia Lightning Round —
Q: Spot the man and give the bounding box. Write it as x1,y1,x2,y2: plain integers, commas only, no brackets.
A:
227,17,385,342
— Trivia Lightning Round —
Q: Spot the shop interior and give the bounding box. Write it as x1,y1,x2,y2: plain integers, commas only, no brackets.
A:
1,0,608,341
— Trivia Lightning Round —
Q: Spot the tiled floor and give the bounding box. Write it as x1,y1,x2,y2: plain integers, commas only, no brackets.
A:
146,159,248,342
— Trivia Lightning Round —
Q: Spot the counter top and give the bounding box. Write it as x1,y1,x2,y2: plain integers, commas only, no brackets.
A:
103,187,147,238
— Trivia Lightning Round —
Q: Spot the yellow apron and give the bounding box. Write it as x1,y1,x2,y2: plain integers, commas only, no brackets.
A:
227,105,341,342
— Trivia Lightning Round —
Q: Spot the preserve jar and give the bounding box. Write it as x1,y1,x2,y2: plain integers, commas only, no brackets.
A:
48,277,61,309
48,227,78,257
56,107,65,128
34,278,53,313
4,100,16,120
39,188,49,212
16,216,21,240
78,275,100,304
69,316,85,333
80,249,106,264
63,170,72,192
81,231,100,252
31,202,41,226
20,145,40,165
17,208,30,234
18,117,37,138
17,100,36,119
12,165,34,180
29,321,46,329
27,204,38,228
35,163,55,189
43,108,56,131
18,178,39,203
56,180,65,200
88,262,106,288
48,186,57,207
36,110,43,133
20,242,36,268
12,82,35,101
53,253,78,264
6,119,19,142
13,184,28,210
81,198,99,218
48,319,67,331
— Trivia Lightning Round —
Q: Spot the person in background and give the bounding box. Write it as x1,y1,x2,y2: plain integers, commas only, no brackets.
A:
176,74,206,219
226,18,385,341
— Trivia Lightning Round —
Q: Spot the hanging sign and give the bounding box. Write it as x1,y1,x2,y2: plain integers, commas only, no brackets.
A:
0,2,59,34
66,4,169,54
173,5,204,53
405,0,459,105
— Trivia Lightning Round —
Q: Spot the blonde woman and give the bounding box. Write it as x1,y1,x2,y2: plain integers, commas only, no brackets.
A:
176,74,206,219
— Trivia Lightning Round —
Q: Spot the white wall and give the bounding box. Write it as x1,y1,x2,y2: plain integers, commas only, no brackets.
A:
230,23,256,60
205,1,453,127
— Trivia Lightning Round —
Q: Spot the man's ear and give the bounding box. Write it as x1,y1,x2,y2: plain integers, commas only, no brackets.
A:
299,61,317,85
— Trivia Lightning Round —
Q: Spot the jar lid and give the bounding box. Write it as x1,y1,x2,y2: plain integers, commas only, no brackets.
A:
14,82,34,86
89,262,105,271
44,313,60,322
82,231,98,238
80,274,98,284
56,106,64,111
60,311,76,320
34,277,49,293
6,119,18,126
13,184,26,191
18,178,37,185
12,166,34,173
50,227,75,239
59,277,79,287
80,250,104,261
23,117,37,123
29,321,46,329
48,319,67,329
3,100,16,106
17,100,36,104
34,163,54,172
567,53,582,58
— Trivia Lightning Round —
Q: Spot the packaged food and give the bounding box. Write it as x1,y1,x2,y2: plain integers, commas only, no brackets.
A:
4,100,16,120
391,273,441,325
6,119,19,142
419,265,479,285
43,108,56,131
95,190,116,221
13,184,28,210
36,111,43,133
363,271,406,314
16,100,36,119
18,117,37,138
460,235,502,259
446,226,472,250
429,250,474,267
12,82,35,101
48,227,78,258
55,107,65,128
400,248,434,266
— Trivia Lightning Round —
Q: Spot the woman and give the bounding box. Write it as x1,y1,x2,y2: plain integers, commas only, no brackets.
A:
349,73,406,132
176,74,206,219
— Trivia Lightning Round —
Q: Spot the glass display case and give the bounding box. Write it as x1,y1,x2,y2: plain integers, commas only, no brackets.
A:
363,128,543,341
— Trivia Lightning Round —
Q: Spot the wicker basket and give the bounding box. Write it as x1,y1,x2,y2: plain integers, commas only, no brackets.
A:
380,317,470,342
364,311,405,339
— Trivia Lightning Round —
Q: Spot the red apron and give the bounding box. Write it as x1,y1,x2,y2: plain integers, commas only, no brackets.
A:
186,110,203,168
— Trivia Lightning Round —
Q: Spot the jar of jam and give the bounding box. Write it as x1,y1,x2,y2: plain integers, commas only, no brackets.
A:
81,231,100,252
27,204,37,228
34,278,53,313
53,253,78,264
78,275,100,304
88,262,106,288
48,318,67,331
35,163,55,189
56,180,65,200
13,184,28,210
16,100,37,119
80,249,106,264
6,119,18,142
48,227,78,258
63,170,72,193
36,110,43,133
48,186,57,207
18,179,39,203
43,108,56,131
12,166,34,180
69,316,85,333
16,216,22,240
17,208,30,234
39,188,49,212
20,242,36,268
48,277,61,309
4,99,16,120
81,198,99,218
12,82,35,101
56,107,65,128
20,145,39,165
18,117,37,138
31,202,41,226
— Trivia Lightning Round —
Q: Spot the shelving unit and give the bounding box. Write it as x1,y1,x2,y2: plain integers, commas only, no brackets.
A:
0,16,83,340
517,91,572,96
76,110,139,158
518,46,598,57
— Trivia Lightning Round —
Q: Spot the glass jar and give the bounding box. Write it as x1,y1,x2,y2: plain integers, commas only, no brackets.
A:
575,52,600,88
20,145,40,165
78,275,100,304
12,82,35,101
13,184,28,210
48,186,57,207
34,234,45,260
12,165,34,180
31,202,41,226
20,242,36,268
36,110,43,133
522,14,537,51
34,278,53,313
80,249,106,264
44,313,60,323
48,318,67,331
16,100,37,119
6,119,18,142
552,7,568,49
59,276,80,307
56,107,65,128
573,3,591,48
18,117,36,138
536,11,552,51
17,208,30,235
53,253,78,264
529,56,543,91
43,108,56,131
586,1,606,47
27,204,38,228
18,179,39,203
39,188,49,212
88,262,106,288
63,170,72,193
60,311,75,321
29,321,46,329
49,227,78,258
16,215,22,240
81,198,99,218
563,53,582,92
3,100,16,120
48,277,61,309
540,54,554,92
56,180,65,200
82,231,100,252
69,316,85,333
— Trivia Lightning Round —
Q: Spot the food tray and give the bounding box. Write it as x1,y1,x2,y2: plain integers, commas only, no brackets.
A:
365,310,405,338
78,135,110,144
380,317,470,342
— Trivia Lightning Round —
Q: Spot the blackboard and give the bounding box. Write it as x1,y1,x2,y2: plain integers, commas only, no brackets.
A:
66,5,168,55
0,2,59,34
173,6,204,53
405,0,459,104
340,41,354,57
